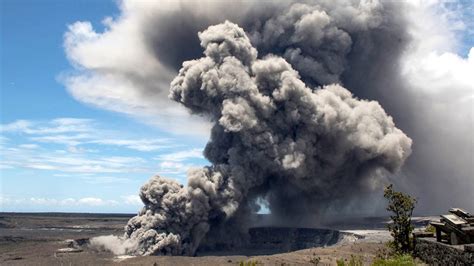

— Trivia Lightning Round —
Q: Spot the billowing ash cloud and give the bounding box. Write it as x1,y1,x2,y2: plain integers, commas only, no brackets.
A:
67,0,474,256
64,0,474,215
122,21,411,256
63,0,408,135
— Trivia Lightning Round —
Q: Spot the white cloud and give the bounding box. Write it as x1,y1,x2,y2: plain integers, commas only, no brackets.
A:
67,145,98,153
78,197,118,206
80,175,133,184
0,135,153,174
90,138,173,151
0,196,11,205
0,117,198,182
157,161,199,176
0,164,13,169
403,1,473,93
61,198,77,205
0,118,94,135
152,149,207,179
18,144,39,149
36,155,149,173
1,118,174,151
1,117,208,180
156,148,204,162
0,120,33,133
393,1,474,211
0,118,194,180
402,1,474,122
403,48,473,97
29,197,57,205
0,195,139,208
122,195,143,205
0,135,9,143
31,133,93,146
22,197,118,206
24,163,57,170
61,2,211,137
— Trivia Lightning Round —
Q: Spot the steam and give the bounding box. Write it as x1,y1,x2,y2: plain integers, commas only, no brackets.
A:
89,235,138,255
122,21,411,256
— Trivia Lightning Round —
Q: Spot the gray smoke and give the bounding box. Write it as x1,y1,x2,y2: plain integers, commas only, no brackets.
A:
64,1,473,255
123,21,411,255
125,0,473,214
144,1,409,90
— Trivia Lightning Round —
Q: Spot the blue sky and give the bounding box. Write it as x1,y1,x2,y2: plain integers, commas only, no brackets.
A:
0,0,208,213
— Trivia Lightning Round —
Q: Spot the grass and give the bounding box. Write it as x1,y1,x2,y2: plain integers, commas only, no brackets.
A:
372,254,416,266
335,254,417,266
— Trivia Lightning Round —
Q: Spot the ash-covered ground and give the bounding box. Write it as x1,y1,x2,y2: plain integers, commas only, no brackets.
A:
0,212,435,265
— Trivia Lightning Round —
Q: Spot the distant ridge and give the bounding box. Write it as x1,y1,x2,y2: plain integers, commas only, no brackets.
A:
0,212,136,218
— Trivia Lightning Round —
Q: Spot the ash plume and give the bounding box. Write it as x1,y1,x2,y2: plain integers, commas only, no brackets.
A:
65,0,473,257
65,0,474,215
123,21,411,256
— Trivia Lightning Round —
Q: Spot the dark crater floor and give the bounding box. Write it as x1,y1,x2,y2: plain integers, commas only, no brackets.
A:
197,226,341,256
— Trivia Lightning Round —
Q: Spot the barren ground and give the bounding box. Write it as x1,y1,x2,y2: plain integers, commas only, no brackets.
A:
0,213,431,265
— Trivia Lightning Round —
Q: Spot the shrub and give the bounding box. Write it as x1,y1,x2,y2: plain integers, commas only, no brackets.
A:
309,256,321,265
424,224,436,234
335,255,363,266
239,260,260,266
384,184,417,254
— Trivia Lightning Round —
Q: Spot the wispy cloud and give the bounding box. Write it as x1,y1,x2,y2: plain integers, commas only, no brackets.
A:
0,117,208,209
0,118,94,135
157,161,202,177
78,197,118,206
151,149,207,179
155,148,203,162
121,195,143,205
79,175,134,184
0,135,9,144
24,163,57,170
90,138,173,151
30,133,93,146
0,118,189,174
1,118,172,151
18,144,39,149
0,196,120,207
0,164,14,169
62,4,214,137
1,129,154,174
0,118,205,177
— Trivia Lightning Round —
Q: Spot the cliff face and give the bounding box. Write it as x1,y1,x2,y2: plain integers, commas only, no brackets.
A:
197,227,340,255
248,227,340,252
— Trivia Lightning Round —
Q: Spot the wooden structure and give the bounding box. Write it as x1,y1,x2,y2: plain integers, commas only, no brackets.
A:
430,208,474,245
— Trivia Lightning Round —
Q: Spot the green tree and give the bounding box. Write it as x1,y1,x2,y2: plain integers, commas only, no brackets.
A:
383,184,417,254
